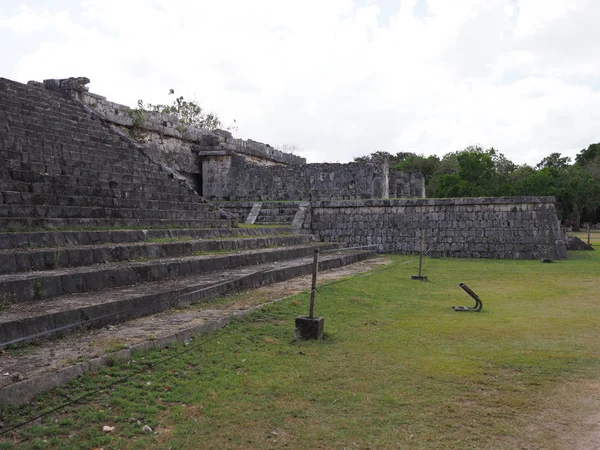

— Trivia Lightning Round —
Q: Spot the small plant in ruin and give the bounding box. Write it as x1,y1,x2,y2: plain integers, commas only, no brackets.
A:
134,89,237,132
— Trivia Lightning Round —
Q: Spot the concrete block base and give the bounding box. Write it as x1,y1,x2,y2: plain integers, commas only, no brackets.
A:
295,316,324,340
411,275,428,281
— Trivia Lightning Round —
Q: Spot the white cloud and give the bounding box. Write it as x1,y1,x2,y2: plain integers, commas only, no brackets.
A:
0,4,51,33
1,0,599,167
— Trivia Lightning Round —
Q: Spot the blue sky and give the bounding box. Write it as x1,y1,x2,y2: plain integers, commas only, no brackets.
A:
1,0,599,166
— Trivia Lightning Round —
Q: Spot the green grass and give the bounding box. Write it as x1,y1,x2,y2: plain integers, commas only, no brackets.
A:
0,251,599,449
237,223,293,229
0,292,16,311
143,237,195,243
205,233,297,240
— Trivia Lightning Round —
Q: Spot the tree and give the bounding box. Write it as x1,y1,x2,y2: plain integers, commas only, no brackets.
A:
563,166,600,229
395,154,440,181
429,146,510,197
575,143,600,166
536,153,571,170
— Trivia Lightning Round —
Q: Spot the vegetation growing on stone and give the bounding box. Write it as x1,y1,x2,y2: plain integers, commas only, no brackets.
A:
136,89,236,131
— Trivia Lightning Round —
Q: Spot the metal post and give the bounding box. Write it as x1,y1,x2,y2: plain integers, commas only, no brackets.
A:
418,229,425,277
411,229,428,281
588,223,591,245
308,249,319,319
546,230,550,260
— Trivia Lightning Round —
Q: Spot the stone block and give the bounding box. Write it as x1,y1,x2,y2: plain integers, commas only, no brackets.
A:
295,316,324,340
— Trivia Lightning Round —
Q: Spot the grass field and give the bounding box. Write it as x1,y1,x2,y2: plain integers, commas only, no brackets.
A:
0,241,598,449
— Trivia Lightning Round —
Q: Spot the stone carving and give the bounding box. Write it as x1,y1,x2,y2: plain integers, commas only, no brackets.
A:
42,77,90,92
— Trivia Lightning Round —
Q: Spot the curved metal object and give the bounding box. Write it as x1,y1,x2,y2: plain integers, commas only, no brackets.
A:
453,283,483,312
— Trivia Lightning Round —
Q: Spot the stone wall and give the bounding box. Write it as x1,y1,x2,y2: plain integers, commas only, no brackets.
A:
218,156,425,201
299,197,567,260
35,77,304,170
31,77,424,202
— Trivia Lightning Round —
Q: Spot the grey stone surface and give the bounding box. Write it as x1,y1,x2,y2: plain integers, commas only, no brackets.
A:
295,316,324,340
300,197,567,260
213,156,425,201
245,202,262,224
0,77,230,228
566,235,594,250
24,76,425,204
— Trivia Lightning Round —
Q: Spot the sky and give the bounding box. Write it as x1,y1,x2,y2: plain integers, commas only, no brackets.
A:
1,0,600,166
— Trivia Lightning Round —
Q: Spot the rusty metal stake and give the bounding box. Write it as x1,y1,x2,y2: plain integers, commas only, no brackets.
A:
453,283,483,312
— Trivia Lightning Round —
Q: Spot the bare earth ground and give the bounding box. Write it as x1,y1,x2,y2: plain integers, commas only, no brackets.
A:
1,255,599,449
511,379,600,450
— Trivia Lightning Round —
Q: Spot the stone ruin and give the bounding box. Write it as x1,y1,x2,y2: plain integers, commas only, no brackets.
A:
47,77,426,202
0,75,569,405
0,75,567,261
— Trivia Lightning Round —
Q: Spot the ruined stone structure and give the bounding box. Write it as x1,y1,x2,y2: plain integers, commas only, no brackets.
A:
38,77,424,202
0,76,567,262
298,197,567,260
0,77,231,229
0,76,377,404
220,157,425,201
0,75,572,405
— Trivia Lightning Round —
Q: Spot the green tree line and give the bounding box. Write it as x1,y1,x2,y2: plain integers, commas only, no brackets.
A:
356,144,600,229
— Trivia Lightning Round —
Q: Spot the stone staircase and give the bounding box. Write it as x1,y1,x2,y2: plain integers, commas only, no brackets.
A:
219,201,301,225
255,202,300,225
0,226,375,348
0,77,377,404
0,226,375,404
0,77,228,230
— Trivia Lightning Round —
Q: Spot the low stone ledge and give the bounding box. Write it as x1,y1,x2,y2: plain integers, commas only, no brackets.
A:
308,196,557,208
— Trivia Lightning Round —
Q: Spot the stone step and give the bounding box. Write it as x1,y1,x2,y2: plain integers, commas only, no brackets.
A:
0,179,200,200
255,215,295,223
0,226,294,249
0,90,85,117
256,209,298,214
0,248,375,349
0,191,215,213
0,234,313,274
0,217,230,232
0,147,168,173
5,161,183,186
2,155,160,177
1,124,131,152
0,169,198,193
0,205,219,221
1,136,153,165
218,201,302,223
0,242,338,302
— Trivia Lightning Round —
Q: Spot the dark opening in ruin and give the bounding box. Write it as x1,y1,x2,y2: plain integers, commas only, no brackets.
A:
181,171,203,196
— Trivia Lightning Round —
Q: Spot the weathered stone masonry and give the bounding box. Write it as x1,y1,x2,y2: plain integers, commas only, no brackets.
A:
300,197,567,260
35,77,424,202
224,156,425,201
